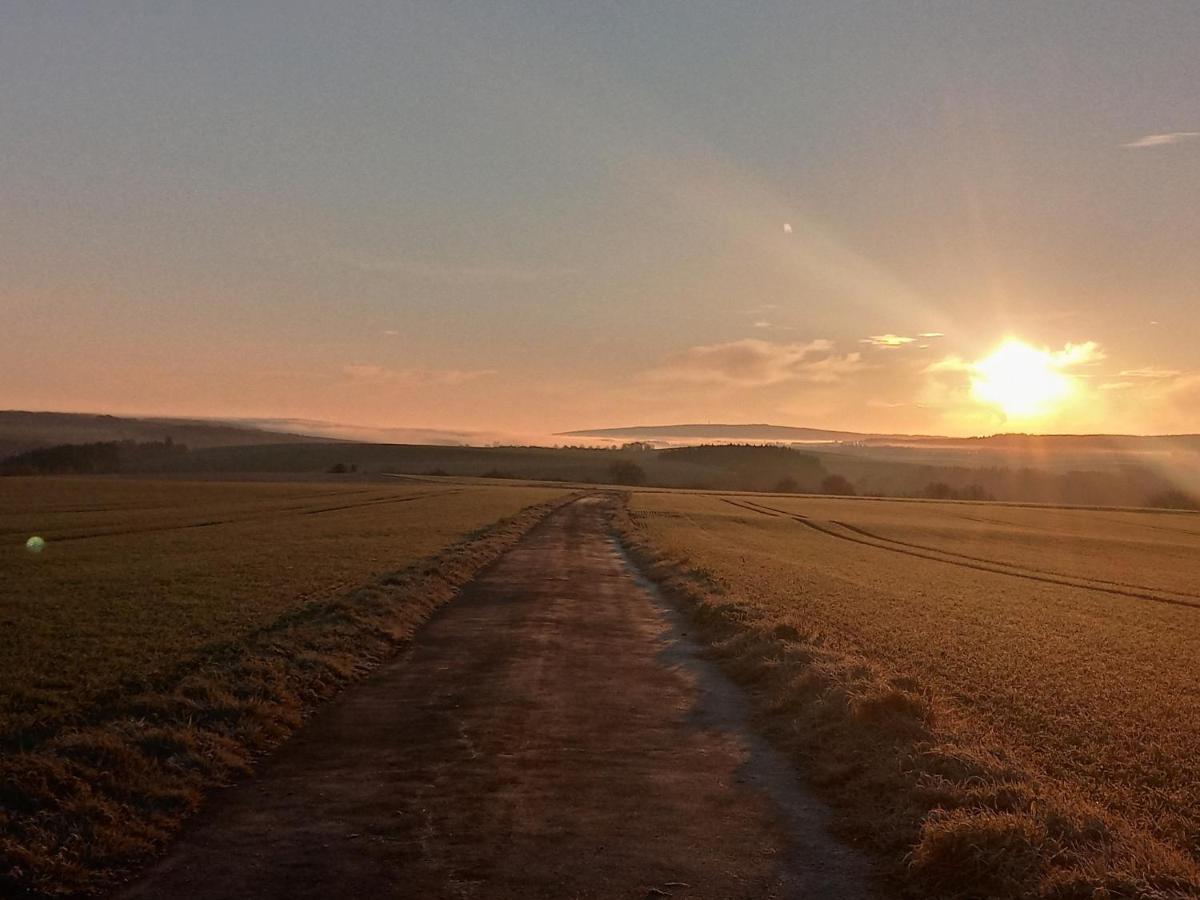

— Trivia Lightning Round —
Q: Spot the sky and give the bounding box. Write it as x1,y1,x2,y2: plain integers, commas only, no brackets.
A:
2,1,1198,439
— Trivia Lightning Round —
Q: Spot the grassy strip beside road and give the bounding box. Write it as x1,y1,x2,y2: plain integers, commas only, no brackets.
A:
0,480,562,738
616,491,1200,899
1,479,574,896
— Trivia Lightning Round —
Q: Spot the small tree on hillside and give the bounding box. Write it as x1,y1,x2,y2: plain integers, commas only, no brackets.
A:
609,461,647,486
773,475,801,494
821,474,857,496
921,481,956,500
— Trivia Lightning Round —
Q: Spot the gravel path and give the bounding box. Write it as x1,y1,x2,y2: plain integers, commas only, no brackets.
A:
117,495,873,899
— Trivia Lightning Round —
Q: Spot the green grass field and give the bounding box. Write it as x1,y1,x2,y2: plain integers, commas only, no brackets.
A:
622,490,1200,898
1,478,568,738
0,476,569,894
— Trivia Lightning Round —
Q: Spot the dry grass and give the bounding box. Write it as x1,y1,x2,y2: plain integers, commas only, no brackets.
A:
618,490,1200,899
0,477,572,896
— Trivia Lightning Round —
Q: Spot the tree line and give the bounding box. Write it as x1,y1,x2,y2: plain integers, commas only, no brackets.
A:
0,439,187,475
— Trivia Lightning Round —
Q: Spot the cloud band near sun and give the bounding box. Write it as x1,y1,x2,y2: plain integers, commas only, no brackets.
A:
926,340,1105,420
647,338,863,386
861,333,944,348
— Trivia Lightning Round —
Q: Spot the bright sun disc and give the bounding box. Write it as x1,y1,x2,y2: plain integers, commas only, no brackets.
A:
971,340,1073,419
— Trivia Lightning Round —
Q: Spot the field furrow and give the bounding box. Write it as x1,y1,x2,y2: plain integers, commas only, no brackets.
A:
729,496,1200,608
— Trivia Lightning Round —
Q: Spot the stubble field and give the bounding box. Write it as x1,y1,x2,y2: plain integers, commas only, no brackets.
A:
622,490,1200,899
0,476,569,895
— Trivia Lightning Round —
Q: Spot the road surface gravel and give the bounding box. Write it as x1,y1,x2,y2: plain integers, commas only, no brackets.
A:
117,495,872,899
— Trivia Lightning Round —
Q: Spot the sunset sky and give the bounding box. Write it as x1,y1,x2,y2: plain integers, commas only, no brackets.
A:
3,3,1198,439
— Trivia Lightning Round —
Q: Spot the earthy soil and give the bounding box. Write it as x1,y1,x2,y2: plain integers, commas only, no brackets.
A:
115,496,872,899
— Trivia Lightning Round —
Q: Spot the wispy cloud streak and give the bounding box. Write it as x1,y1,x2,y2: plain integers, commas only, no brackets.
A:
862,334,916,348
1122,132,1199,149
647,338,863,386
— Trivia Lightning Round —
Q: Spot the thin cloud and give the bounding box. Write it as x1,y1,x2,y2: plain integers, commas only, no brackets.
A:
1055,341,1106,366
925,355,970,374
647,338,863,387
1121,132,1199,149
1118,367,1183,379
918,332,944,339
922,340,1108,431
341,365,496,387
862,334,916,348
925,341,1105,376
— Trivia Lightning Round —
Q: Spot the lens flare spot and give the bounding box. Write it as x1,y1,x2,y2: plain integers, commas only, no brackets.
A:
25,536,45,554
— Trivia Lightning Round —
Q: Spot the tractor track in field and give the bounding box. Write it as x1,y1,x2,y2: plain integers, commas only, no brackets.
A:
29,490,463,544
722,497,1200,610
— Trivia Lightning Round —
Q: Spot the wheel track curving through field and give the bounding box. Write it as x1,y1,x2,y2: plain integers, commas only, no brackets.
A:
29,489,464,544
721,497,1200,610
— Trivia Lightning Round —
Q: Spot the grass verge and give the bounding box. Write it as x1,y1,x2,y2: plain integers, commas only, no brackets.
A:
1,493,577,897
613,496,1200,900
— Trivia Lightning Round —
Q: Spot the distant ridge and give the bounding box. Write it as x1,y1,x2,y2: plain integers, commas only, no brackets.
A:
5,412,1198,459
559,423,924,442
0,411,339,460
560,423,1200,451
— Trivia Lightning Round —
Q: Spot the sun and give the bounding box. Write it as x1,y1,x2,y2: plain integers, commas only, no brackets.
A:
970,340,1074,419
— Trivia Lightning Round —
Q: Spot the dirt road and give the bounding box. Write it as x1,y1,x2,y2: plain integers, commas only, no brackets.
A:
118,496,871,899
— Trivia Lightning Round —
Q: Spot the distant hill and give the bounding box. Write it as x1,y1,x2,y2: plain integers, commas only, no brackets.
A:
560,422,1200,453
559,423,893,442
7,413,1200,508
112,440,1196,508
0,411,338,460
6,427,1196,508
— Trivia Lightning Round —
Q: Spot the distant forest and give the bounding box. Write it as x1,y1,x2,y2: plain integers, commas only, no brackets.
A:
0,439,187,475
3,438,1198,511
